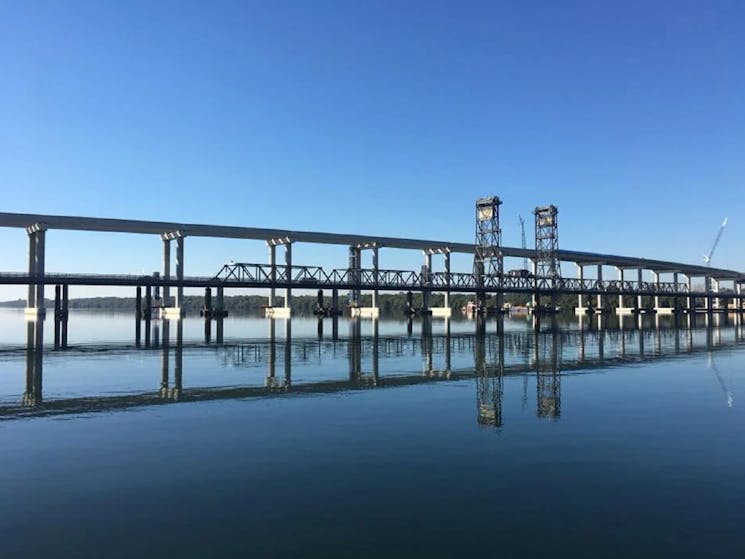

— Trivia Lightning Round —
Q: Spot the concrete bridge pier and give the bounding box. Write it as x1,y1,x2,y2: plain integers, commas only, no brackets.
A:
596,264,608,313
268,244,276,309
711,277,721,312
135,286,142,346
574,263,600,315
575,264,586,315
636,268,645,312
668,272,682,314
25,223,47,321
421,252,432,316
444,251,451,313
332,289,339,316
284,242,292,316
615,267,634,316
203,287,212,343
652,270,677,315
215,286,224,344
144,286,152,348
264,239,292,318
428,249,452,318
161,231,185,319
53,284,69,350
685,275,695,314
350,244,380,318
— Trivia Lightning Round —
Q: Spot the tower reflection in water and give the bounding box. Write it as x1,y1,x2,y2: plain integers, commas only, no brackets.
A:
533,316,562,420
15,312,743,422
159,318,184,401
23,319,44,406
474,316,504,427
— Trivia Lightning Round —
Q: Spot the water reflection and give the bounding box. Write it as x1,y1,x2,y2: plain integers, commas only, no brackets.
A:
22,319,44,406
474,317,504,426
6,313,745,422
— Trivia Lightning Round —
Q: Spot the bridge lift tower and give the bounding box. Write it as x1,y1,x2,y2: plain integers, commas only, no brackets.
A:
474,196,503,312
534,205,561,280
533,205,561,312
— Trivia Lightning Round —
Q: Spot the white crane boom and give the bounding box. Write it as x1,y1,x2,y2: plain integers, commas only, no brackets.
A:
703,217,728,266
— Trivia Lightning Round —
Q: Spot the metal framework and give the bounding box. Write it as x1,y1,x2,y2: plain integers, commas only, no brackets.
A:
475,331,505,427
535,330,561,419
534,205,561,280
4,266,740,300
474,196,503,281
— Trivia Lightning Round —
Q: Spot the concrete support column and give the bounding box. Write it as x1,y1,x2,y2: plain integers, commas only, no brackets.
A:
596,265,603,311
332,288,339,314
268,244,276,307
687,275,693,311
705,276,712,313
162,238,171,308
444,251,451,309
216,286,224,343
637,268,643,310
531,259,538,309
673,272,679,311
348,246,360,307
175,236,184,310
61,284,68,348
284,243,292,310
652,271,660,310
422,252,432,312
576,264,584,310
26,224,47,317
372,246,379,309
617,267,624,309
712,278,720,310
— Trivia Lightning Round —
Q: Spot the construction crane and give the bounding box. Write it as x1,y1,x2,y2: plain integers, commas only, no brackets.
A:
703,217,728,266
518,215,528,271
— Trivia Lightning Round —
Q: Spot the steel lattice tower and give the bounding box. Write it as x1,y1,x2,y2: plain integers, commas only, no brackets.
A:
474,196,503,280
534,205,561,279
535,329,562,419
474,326,505,427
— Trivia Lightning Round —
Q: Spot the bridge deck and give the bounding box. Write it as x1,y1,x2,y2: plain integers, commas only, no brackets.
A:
0,211,742,279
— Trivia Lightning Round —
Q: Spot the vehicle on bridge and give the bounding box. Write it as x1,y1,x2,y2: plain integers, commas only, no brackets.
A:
507,268,533,279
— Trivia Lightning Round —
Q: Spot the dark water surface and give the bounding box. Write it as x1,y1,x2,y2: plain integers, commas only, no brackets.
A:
1,310,744,558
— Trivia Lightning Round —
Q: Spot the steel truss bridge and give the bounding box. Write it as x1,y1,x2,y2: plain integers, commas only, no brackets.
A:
0,263,738,298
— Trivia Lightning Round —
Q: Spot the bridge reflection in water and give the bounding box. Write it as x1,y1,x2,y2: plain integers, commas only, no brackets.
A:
9,313,744,424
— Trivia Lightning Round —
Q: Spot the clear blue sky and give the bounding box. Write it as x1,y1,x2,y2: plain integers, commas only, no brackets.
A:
1,0,744,298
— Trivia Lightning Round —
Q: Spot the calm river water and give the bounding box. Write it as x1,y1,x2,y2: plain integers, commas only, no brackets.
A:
0,309,743,558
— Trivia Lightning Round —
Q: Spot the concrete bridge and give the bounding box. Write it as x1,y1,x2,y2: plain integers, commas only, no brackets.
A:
2,211,744,323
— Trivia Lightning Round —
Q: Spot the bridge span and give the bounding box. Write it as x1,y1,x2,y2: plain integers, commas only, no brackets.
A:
1,211,744,324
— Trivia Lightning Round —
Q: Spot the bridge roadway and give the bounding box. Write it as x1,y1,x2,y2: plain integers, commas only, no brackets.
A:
5,321,742,421
1,210,743,279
